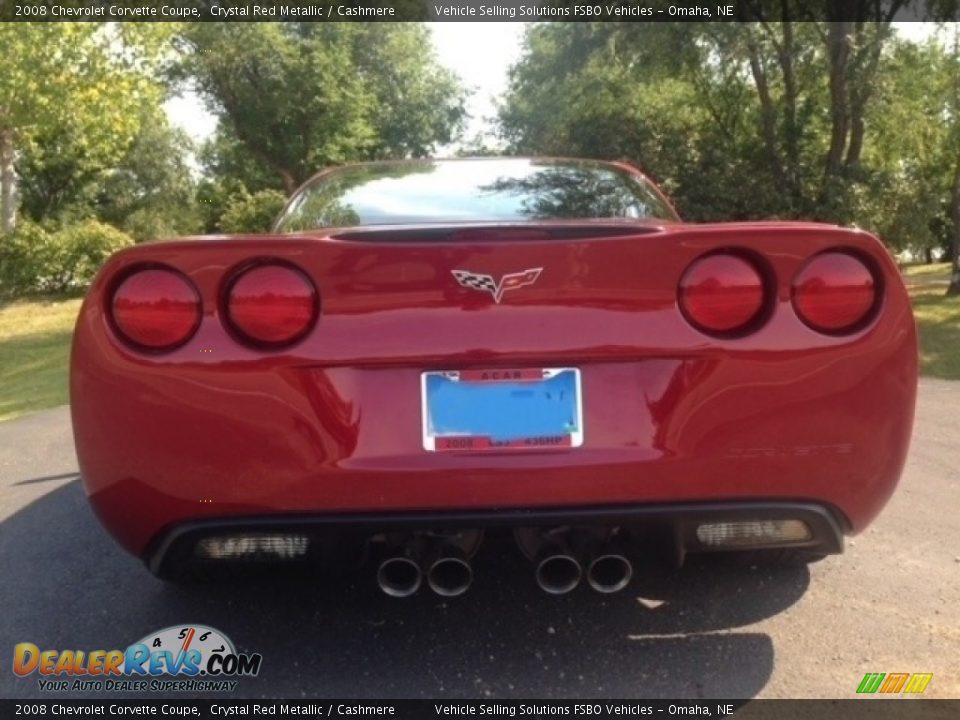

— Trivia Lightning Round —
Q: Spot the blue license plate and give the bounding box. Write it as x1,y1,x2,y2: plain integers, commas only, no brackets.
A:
421,368,583,452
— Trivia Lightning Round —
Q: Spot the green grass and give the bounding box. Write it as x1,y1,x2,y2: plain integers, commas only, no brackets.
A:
0,265,957,422
902,262,952,279
0,296,82,422
904,265,960,380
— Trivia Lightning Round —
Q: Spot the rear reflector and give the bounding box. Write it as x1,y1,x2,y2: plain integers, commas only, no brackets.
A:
679,253,766,335
225,263,318,347
696,520,812,547
110,268,201,351
792,252,877,334
196,535,309,560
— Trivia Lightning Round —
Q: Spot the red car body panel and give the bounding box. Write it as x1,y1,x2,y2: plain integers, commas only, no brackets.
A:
71,212,917,558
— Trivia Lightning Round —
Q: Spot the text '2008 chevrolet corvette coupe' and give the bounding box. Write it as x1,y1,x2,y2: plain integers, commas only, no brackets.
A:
71,158,917,595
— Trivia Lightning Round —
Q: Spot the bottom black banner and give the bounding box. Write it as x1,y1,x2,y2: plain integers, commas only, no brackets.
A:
1,700,958,720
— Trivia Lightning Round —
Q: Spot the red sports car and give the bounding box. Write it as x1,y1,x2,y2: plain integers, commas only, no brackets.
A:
71,158,917,596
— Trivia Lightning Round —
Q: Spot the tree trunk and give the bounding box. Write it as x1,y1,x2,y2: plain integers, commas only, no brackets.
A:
0,128,16,235
845,22,894,169
947,26,960,297
279,169,298,196
778,17,802,209
824,21,853,184
947,149,960,297
743,27,789,200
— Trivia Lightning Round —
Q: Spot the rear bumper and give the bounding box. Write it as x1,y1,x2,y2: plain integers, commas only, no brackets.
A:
71,228,918,559
74,352,915,557
145,501,846,578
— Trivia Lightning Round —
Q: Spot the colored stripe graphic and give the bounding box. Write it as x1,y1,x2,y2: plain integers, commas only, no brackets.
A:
879,673,909,693
857,673,885,694
856,672,932,694
903,673,933,694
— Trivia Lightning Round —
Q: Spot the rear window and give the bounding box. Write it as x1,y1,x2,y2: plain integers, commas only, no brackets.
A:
274,158,677,231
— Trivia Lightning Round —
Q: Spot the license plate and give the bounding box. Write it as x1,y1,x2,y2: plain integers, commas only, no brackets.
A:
421,368,583,452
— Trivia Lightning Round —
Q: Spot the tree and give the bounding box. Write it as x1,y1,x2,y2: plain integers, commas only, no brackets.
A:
96,111,201,242
498,23,773,220
861,38,954,256
218,189,288,234
349,25,467,159
193,125,286,233
727,3,907,221
947,26,960,296
499,16,956,233
16,105,198,241
199,125,284,197
176,23,466,195
0,24,162,234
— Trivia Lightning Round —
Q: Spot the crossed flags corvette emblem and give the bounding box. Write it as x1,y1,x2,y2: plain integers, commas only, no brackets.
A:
451,267,543,304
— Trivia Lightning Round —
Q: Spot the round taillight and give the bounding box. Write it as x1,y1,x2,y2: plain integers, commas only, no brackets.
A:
111,268,201,351
679,253,766,335
226,263,318,347
792,252,877,334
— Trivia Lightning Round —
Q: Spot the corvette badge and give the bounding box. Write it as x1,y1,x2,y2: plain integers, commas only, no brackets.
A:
451,268,542,303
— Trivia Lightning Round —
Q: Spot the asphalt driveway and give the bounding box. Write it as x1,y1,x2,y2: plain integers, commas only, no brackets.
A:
0,380,957,699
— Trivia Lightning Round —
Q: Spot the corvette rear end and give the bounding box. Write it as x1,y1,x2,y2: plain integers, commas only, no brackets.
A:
70,158,917,594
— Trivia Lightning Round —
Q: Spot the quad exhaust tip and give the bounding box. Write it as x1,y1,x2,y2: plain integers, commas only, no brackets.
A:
376,556,422,598
535,552,583,595
377,541,474,598
587,553,633,594
427,555,473,597
376,531,630,598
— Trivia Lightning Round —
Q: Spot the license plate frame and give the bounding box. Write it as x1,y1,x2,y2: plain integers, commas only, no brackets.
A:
420,367,583,452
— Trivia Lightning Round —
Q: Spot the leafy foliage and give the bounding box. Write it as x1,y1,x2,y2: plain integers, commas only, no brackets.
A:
0,24,166,233
194,126,285,233
19,109,201,242
0,220,133,296
497,21,958,243
52,221,135,291
5,18,960,299
218,190,288,234
97,113,201,242
861,39,955,255
178,24,466,194
0,222,58,297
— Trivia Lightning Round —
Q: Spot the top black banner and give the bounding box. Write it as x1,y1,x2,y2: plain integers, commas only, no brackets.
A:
1,0,957,22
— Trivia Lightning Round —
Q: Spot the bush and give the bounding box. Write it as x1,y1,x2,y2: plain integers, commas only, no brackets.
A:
121,210,171,244
0,219,133,296
54,220,134,290
0,221,57,297
218,189,287,234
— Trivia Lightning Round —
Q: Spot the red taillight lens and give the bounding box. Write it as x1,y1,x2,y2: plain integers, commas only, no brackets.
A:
679,253,766,335
792,252,877,334
226,263,318,346
111,268,201,351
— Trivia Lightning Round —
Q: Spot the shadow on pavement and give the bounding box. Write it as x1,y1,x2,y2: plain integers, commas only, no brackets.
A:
13,472,79,487
0,480,810,699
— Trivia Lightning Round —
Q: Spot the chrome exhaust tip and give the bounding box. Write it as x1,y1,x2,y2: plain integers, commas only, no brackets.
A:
427,550,473,597
535,551,582,595
376,556,422,598
587,552,633,594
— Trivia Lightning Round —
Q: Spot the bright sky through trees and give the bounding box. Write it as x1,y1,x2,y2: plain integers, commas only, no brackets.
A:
164,22,526,150
165,23,939,150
